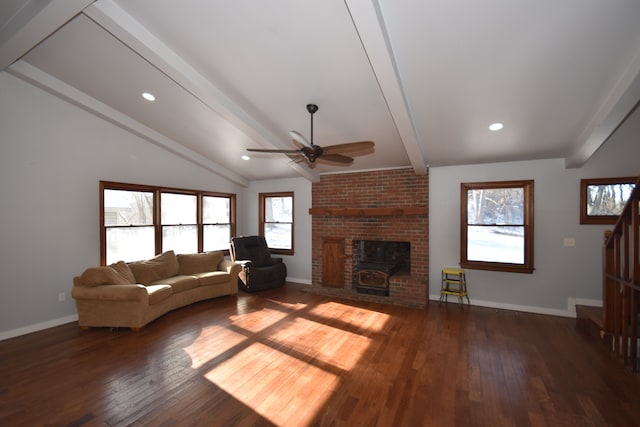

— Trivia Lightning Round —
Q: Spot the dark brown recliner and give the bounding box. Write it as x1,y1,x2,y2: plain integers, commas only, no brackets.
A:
230,236,287,292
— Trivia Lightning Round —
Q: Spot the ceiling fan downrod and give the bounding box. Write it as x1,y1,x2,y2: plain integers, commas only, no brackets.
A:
306,103,318,146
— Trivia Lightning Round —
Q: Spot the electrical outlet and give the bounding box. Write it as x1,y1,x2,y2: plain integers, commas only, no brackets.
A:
58,292,66,302
563,237,576,247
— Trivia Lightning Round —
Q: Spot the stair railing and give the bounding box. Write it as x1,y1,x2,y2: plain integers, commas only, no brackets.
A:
603,176,640,371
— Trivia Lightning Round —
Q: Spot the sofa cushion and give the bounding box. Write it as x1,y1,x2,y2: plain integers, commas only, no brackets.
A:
72,284,147,302
109,261,136,283
194,271,231,286
151,275,199,293
128,251,179,284
145,284,173,305
78,266,130,287
177,251,224,275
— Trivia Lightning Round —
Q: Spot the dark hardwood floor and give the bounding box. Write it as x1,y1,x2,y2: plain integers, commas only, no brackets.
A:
2,283,640,426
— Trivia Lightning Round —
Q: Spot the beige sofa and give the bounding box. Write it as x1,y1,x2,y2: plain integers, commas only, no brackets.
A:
72,250,240,331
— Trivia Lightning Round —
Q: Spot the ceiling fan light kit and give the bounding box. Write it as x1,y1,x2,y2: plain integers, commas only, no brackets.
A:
247,104,374,168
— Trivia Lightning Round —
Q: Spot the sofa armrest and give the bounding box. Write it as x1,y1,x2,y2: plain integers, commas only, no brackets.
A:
219,258,235,271
270,257,283,265
219,259,241,274
71,284,148,303
219,259,242,278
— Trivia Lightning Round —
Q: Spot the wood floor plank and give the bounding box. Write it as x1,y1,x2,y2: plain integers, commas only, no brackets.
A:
2,284,640,426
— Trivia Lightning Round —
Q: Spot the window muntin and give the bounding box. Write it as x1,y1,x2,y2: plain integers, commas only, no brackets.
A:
259,192,294,255
100,182,235,265
461,180,534,273
580,177,636,224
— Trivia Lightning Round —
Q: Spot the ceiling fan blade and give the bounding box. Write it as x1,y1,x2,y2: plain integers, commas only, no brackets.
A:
322,141,375,155
247,148,301,154
289,130,310,147
291,138,304,150
286,154,305,164
318,153,354,165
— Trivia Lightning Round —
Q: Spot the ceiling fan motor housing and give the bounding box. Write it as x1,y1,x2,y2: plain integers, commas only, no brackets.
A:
246,102,372,167
302,145,323,162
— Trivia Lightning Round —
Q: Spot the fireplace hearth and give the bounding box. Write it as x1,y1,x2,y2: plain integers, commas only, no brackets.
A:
353,240,410,295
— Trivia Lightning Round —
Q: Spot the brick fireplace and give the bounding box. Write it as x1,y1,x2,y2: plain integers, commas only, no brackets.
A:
309,168,429,308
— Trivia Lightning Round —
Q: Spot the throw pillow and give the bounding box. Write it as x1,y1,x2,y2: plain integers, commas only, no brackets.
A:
110,261,136,283
79,266,129,287
177,251,224,275
128,250,179,284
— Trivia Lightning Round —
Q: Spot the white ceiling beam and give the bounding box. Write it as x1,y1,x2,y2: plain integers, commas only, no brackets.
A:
9,60,250,187
0,0,95,71
344,0,427,175
565,44,640,168
83,0,319,183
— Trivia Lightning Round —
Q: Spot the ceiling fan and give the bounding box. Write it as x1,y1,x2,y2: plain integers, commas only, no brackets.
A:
247,104,374,168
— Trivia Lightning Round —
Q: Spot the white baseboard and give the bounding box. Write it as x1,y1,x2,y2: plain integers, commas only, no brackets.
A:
2,294,600,341
428,294,580,318
287,277,312,285
567,297,602,313
0,314,78,342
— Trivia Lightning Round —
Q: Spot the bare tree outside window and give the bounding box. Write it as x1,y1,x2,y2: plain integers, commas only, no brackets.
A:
100,181,236,265
580,177,637,224
461,180,534,273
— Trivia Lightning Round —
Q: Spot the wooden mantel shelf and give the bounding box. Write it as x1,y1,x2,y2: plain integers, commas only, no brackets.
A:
309,206,427,217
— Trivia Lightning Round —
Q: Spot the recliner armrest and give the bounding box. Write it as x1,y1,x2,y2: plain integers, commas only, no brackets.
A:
236,259,253,268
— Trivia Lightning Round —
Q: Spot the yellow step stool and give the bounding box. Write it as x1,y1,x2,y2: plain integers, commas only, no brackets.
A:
440,268,470,305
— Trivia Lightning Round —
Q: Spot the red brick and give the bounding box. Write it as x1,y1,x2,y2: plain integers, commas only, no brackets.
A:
310,168,429,308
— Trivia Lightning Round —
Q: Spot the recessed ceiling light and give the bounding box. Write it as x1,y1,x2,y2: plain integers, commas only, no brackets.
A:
241,155,250,161
489,122,504,131
142,92,156,101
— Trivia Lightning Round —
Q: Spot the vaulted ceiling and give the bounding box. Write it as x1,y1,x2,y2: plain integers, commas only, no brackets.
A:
2,1,640,186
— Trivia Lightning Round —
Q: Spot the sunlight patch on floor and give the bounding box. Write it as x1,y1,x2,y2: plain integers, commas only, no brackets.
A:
205,342,341,426
190,301,391,425
308,301,391,333
229,306,291,333
265,297,308,311
184,326,247,369
267,316,371,371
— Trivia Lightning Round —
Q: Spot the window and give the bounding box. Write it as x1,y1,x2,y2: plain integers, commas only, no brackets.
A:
203,195,232,251
580,177,636,224
259,192,294,255
460,180,534,273
103,188,155,264
101,181,235,264
161,192,197,254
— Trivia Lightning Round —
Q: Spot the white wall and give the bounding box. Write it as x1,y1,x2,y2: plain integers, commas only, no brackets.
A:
0,72,243,338
240,177,312,284
3,64,637,337
429,106,640,316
